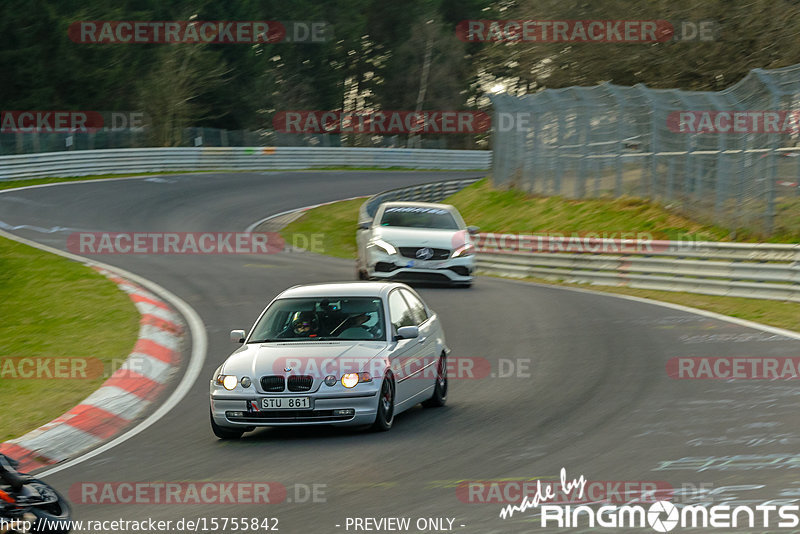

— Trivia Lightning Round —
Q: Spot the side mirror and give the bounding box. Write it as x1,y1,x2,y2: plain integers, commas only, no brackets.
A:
358,221,371,230
230,329,246,343
467,225,480,236
395,325,419,340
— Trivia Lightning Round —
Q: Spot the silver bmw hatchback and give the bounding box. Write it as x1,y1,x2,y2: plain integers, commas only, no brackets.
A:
210,282,449,438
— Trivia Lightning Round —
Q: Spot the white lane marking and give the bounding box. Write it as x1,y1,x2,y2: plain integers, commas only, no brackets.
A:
0,220,84,233
495,277,800,340
244,195,368,233
0,174,175,195
0,228,207,478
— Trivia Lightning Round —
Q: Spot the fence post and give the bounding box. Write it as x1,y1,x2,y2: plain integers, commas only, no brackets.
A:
752,69,780,235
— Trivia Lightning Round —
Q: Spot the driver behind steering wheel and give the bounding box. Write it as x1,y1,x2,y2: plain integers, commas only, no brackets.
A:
281,311,320,338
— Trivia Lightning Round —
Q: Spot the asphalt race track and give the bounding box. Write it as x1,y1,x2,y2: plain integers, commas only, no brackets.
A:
2,171,800,534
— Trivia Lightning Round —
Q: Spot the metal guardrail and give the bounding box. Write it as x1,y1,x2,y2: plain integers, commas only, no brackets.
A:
0,147,491,181
359,181,799,301
475,235,800,302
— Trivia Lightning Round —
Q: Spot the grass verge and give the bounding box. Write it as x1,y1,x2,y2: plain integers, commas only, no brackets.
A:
448,180,800,243
280,178,799,332
281,197,366,259
0,236,140,441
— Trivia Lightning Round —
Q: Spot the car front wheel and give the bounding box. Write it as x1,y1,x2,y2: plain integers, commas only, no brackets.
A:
371,373,395,431
423,353,448,407
210,409,244,439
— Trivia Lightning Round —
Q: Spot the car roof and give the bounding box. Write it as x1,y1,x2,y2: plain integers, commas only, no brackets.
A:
379,201,455,211
276,281,410,300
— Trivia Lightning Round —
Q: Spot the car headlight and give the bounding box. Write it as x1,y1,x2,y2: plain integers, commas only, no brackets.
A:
341,373,359,388
452,243,475,257
341,373,372,388
217,375,238,390
240,376,252,388
368,239,397,255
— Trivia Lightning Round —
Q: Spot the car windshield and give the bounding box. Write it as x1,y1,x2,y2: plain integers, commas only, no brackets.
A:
379,206,459,230
248,297,386,342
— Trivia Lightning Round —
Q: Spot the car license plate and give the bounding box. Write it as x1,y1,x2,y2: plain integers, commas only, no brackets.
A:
406,260,441,268
262,397,311,410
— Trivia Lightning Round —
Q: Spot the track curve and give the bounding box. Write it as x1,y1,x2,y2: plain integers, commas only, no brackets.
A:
2,170,799,534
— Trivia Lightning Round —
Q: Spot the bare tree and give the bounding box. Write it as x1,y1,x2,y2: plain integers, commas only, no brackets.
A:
137,43,229,146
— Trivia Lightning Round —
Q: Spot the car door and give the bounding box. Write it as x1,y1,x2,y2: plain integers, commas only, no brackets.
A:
386,289,425,407
399,289,439,397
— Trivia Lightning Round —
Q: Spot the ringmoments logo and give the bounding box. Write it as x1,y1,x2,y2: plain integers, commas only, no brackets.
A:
538,500,800,531
501,468,800,531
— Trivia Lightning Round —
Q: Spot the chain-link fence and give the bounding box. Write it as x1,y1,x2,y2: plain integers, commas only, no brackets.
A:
490,64,800,237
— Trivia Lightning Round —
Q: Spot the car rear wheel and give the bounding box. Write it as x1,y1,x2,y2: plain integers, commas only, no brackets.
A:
423,353,448,408
371,373,395,431
210,409,244,439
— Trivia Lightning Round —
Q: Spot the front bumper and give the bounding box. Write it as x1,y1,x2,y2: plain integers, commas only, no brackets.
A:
210,387,380,428
366,249,474,283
